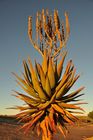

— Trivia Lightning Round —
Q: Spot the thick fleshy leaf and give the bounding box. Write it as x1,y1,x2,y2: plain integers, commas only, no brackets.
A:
52,104,65,115
36,63,46,90
48,57,56,89
23,60,32,85
12,91,40,104
22,110,45,134
15,80,40,99
57,123,66,137
57,51,67,80
63,93,84,103
66,87,85,98
58,102,84,111
45,75,51,97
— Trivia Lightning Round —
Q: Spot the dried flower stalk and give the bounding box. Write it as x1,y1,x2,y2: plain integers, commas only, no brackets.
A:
28,9,70,59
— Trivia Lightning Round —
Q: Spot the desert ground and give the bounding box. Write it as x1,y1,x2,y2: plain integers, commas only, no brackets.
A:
0,123,93,140
0,116,93,140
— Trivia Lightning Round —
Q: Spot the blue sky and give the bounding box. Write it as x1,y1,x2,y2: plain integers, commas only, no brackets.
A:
0,0,93,115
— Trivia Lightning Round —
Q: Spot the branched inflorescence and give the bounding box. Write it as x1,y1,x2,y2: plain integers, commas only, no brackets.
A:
28,9,70,59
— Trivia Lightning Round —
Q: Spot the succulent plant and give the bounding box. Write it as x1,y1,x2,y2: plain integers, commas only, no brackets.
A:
12,9,85,140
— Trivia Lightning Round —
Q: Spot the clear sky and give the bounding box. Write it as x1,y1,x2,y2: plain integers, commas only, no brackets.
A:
0,0,93,115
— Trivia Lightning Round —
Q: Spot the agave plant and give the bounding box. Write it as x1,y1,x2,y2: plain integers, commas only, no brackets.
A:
12,9,85,140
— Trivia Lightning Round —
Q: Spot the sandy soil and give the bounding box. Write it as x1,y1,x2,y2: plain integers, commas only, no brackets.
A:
62,124,93,140
0,122,93,140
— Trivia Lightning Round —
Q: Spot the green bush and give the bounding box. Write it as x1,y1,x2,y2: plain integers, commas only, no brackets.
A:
88,111,93,119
